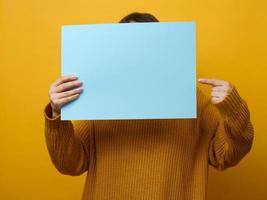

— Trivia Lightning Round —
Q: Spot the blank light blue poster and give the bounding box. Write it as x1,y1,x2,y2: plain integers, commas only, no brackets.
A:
61,22,196,120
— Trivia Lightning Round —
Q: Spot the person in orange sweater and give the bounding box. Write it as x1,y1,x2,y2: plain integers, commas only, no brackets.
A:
44,12,254,200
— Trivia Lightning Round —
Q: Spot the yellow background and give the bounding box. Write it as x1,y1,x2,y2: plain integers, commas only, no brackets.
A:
1,0,266,199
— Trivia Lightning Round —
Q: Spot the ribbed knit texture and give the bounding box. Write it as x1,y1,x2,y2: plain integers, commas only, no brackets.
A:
44,86,254,200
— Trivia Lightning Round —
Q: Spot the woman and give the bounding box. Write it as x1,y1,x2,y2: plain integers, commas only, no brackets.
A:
44,12,254,200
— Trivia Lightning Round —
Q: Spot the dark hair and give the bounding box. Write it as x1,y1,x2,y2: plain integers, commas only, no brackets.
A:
119,12,159,23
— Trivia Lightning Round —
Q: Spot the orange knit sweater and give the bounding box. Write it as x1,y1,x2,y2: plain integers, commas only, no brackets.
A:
44,86,254,200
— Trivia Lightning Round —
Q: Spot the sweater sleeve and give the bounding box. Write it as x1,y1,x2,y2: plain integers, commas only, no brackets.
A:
44,103,94,176
199,86,254,170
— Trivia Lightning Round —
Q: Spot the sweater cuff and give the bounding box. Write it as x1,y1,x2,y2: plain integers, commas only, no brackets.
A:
44,103,73,135
44,103,61,121
215,86,250,128
44,103,63,130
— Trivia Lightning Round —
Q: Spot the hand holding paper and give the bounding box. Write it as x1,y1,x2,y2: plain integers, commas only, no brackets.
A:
48,75,83,118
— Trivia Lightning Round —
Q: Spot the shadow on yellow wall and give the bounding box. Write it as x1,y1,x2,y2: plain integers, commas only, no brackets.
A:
0,0,266,199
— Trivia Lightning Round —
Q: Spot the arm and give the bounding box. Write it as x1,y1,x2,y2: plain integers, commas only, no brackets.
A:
199,86,254,170
44,103,94,176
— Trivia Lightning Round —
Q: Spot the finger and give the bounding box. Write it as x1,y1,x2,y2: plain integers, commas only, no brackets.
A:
55,80,82,93
211,96,221,104
54,75,78,87
198,78,227,87
212,86,227,92
56,87,83,99
211,91,223,97
55,94,80,107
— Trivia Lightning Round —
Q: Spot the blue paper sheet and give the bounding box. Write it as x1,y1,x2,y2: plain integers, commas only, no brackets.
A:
61,22,196,120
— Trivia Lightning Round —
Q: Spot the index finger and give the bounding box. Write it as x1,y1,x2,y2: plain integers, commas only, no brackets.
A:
54,75,78,87
198,78,227,87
